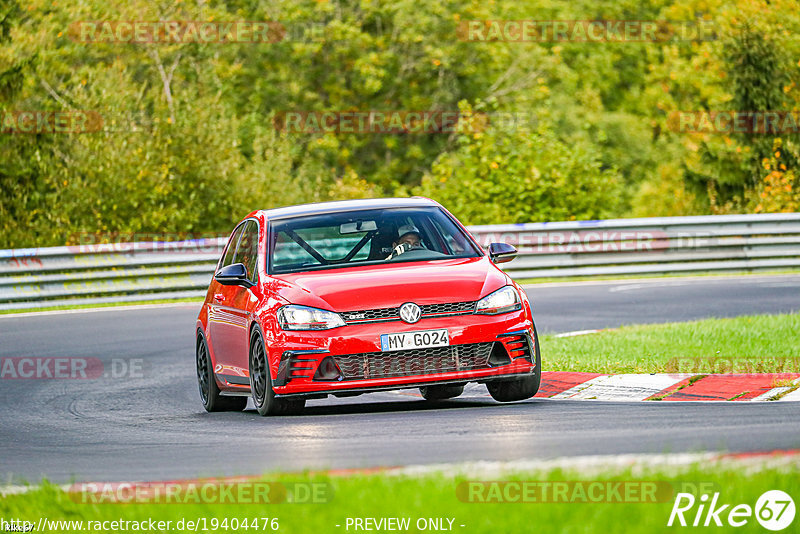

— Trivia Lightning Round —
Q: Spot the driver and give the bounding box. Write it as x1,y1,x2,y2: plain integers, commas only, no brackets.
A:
386,223,424,259
395,224,422,248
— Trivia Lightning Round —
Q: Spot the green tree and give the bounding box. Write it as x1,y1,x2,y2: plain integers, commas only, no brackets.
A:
416,102,624,224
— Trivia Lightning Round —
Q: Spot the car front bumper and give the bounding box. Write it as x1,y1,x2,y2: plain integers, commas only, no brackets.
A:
265,310,537,397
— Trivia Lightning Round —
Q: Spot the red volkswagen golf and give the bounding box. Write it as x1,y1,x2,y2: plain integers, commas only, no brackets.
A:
196,197,541,415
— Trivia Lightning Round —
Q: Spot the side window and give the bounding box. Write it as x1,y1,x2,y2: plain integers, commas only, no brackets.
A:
219,224,245,270
233,220,259,283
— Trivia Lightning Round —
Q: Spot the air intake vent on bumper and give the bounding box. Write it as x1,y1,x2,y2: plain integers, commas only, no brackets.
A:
496,330,534,362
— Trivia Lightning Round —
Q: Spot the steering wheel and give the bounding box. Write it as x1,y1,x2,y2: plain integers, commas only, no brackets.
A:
385,243,446,261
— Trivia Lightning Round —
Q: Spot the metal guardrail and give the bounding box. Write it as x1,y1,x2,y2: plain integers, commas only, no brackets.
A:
0,239,226,310
1,213,799,310
467,212,800,279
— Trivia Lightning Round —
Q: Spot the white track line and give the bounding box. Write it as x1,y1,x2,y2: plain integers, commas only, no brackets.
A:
553,329,601,338
1,484,69,496
780,390,800,401
393,373,800,402
549,375,607,399
778,380,800,401
522,273,800,290
552,374,691,401
752,386,795,401
753,377,800,402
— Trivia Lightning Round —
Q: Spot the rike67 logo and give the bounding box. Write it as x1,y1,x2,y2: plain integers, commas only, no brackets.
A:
668,490,795,530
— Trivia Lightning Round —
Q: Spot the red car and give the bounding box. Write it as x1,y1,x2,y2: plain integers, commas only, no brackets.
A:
195,197,541,415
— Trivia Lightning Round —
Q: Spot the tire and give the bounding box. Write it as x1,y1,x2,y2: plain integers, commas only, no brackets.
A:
419,383,465,401
487,325,542,403
249,326,305,416
196,333,247,412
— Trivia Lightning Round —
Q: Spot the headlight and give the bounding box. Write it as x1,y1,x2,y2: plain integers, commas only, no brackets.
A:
277,305,345,330
475,286,521,315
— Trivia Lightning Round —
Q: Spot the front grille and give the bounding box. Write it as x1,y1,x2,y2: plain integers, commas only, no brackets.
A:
342,308,398,322
342,301,476,324
421,301,476,315
332,342,493,380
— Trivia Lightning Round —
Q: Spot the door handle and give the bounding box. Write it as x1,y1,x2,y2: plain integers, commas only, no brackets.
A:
213,294,225,302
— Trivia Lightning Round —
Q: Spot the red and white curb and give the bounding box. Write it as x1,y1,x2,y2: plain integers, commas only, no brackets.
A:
549,373,693,401
399,372,800,401
545,373,800,401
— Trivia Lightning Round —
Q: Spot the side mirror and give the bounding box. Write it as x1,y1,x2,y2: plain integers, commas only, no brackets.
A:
488,242,517,264
214,263,253,287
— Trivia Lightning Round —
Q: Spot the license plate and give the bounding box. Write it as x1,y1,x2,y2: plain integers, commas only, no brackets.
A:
380,329,449,352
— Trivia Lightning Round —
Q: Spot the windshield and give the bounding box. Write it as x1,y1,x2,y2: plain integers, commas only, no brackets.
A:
268,207,482,274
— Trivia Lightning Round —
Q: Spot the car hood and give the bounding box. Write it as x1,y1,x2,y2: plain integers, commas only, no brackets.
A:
271,256,508,311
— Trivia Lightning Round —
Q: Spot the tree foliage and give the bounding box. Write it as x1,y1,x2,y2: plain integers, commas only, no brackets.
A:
1,0,799,247
416,102,623,224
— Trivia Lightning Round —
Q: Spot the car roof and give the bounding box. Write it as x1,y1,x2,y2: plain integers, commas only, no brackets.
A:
260,197,439,220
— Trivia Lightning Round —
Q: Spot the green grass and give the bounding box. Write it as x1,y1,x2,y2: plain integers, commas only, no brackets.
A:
542,313,800,374
1,462,796,534
0,297,204,315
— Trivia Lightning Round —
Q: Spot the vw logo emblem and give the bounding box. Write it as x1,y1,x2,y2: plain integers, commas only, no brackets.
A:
399,302,422,324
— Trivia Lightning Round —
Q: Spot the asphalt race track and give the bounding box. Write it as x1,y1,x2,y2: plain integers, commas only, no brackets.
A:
2,274,800,484
527,274,800,333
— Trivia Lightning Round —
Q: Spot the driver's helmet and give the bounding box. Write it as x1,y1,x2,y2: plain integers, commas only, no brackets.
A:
396,223,421,243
